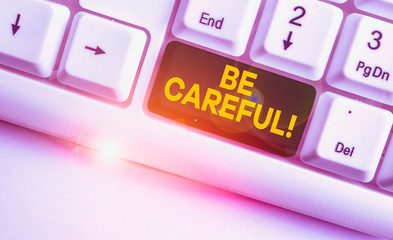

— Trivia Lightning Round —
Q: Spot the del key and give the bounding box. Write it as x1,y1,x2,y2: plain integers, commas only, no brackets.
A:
301,92,393,182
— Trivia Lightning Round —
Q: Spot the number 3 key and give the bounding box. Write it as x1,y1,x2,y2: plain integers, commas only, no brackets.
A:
327,14,393,105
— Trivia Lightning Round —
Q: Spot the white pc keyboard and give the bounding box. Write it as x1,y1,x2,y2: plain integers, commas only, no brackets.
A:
1,0,393,238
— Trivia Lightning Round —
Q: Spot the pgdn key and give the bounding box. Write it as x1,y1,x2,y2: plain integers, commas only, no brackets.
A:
356,61,390,81
327,14,393,105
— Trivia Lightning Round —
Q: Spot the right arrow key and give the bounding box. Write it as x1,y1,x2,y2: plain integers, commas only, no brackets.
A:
58,12,147,102
85,45,106,55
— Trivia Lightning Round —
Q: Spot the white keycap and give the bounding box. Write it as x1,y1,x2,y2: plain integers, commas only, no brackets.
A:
79,0,176,34
0,0,69,77
327,14,393,105
172,0,261,56
355,0,393,21
250,0,342,80
325,0,347,3
58,12,147,102
377,139,393,193
301,92,392,182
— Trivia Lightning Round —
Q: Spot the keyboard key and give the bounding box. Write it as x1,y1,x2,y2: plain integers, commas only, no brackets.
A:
354,0,393,21
172,0,261,56
377,139,393,193
325,0,347,3
301,92,393,182
58,12,147,102
79,0,176,32
250,0,342,80
327,14,393,105
0,0,69,77
148,42,316,157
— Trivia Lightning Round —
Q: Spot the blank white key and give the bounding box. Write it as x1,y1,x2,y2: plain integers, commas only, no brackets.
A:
325,0,347,3
250,0,342,80
0,0,69,77
58,12,147,102
377,138,393,193
172,0,261,56
327,14,393,105
355,0,393,21
301,92,392,182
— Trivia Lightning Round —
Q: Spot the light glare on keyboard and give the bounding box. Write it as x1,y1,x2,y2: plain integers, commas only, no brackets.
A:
1,0,393,239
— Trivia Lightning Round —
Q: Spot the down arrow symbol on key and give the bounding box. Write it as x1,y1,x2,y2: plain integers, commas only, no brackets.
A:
283,31,293,50
11,14,21,35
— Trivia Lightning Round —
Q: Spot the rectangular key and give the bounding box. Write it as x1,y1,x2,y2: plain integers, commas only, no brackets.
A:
79,0,176,32
355,0,393,21
301,92,393,182
172,0,261,56
0,0,69,77
377,138,393,193
250,0,342,80
148,42,316,157
327,14,393,105
326,0,347,3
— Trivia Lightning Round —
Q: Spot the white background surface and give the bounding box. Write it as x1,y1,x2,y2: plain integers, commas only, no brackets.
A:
0,120,380,239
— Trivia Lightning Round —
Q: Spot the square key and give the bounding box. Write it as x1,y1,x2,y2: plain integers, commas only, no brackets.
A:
355,0,393,21
172,0,261,56
327,14,393,105
250,0,342,80
0,0,69,77
301,92,393,182
377,138,393,193
58,12,147,102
